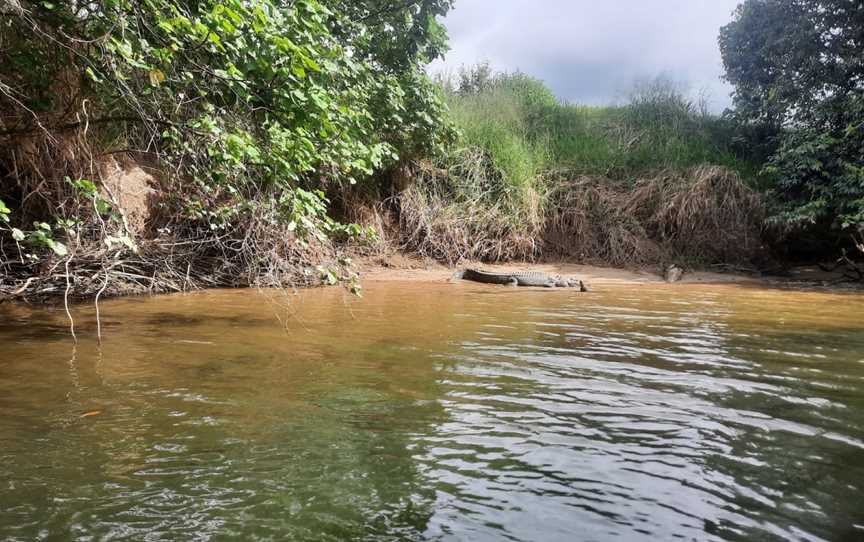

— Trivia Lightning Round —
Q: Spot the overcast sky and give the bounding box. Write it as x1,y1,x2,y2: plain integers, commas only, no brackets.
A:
431,0,742,112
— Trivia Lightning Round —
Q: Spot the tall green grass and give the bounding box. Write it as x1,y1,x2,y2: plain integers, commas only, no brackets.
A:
397,67,766,265
442,68,757,185
448,89,548,191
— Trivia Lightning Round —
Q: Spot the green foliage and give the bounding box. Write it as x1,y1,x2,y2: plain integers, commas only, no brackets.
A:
1,0,455,242
721,0,864,239
444,70,755,192
70,178,112,216
0,199,10,224
25,222,68,257
0,198,68,259
404,69,762,265
314,257,362,295
448,83,548,191
332,0,454,72
0,174,141,264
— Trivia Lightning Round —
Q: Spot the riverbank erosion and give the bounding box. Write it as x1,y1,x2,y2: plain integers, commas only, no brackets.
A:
1,3,861,303
0,116,775,302
0,158,858,304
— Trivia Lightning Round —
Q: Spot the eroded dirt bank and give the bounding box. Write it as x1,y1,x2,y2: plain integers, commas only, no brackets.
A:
356,255,763,287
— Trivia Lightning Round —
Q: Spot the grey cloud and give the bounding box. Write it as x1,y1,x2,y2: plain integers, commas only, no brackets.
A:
431,0,741,112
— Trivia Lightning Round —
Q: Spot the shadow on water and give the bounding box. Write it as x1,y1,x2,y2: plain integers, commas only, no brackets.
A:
1,282,864,540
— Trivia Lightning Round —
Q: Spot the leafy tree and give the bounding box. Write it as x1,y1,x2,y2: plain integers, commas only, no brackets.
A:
720,0,864,249
0,0,455,239
328,0,453,72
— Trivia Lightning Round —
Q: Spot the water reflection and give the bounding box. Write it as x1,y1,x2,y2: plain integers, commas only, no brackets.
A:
1,283,863,540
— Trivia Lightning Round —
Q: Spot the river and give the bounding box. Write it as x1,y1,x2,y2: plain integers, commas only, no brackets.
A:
1,281,863,541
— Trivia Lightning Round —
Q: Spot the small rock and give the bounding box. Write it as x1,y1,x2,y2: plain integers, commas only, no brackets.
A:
664,264,683,283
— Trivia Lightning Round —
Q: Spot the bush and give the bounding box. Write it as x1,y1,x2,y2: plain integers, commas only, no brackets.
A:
0,0,455,296
721,0,864,254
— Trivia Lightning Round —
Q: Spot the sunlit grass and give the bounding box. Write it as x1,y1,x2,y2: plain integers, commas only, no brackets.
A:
442,70,757,187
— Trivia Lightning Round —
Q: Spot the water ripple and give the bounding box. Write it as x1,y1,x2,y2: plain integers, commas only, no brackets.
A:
1,284,864,540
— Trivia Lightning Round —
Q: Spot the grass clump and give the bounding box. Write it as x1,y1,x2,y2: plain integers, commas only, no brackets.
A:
545,166,764,266
449,94,547,194
397,148,544,263
398,66,764,267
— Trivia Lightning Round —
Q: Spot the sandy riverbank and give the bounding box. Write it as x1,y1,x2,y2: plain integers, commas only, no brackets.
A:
356,254,764,286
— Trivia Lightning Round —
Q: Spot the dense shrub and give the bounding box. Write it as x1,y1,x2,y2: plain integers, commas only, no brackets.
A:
721,0,864,254
0,0,455,294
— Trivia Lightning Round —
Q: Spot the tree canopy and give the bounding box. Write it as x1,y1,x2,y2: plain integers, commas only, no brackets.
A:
720,0,864,244
0,0,455,235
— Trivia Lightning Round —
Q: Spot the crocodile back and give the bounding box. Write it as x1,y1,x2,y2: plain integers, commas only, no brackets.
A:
462,268,553,286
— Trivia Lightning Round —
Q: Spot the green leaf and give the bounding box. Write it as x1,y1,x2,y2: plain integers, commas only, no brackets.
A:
11,228,25,241
49,240,68,257
291,63,306,79
95,199,112,214
85,67,103,83
72,178,98,195
301,55,321,72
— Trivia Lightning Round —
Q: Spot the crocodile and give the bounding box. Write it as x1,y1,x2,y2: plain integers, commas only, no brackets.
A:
456,268,587,290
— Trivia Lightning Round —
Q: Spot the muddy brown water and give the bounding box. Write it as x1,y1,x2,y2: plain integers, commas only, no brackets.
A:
1,281,863,541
